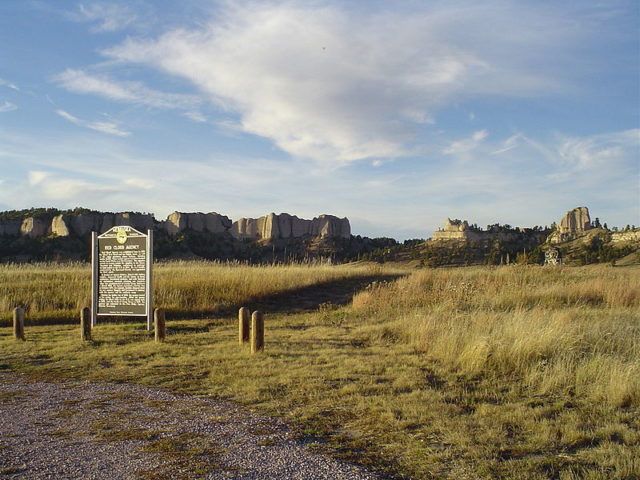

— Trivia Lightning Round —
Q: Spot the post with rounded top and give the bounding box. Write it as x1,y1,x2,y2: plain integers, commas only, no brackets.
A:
80,307,91,341
154,308,166,343
251,311,264,354
13,307,25,341
238,307,250,345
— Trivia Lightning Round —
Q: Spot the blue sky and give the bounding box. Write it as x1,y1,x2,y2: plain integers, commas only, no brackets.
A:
0,0,638,239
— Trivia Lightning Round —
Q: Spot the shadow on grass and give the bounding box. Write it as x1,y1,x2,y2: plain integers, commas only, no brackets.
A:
156,272,405,320
242,273,405,314
1,272,405,326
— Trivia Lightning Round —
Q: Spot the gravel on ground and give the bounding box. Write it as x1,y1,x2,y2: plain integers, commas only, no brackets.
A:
0,372,388,480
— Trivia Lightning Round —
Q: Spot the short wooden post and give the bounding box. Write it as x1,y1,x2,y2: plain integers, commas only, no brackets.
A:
154,308,166,343
238,307,250,345
251,311,264,354
13,307,25,341
80,307,91,341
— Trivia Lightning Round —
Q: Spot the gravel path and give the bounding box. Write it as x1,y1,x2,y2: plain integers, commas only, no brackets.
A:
0,372,388,480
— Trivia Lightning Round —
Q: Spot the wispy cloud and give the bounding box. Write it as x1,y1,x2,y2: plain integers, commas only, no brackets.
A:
443,130,488,155
99,1,586,166
183,111,207,123
0,101,17,113
56,109,131,137
0,78,19,91
54,69,200,110
69,2,137,33
2,124,636,239
28,170,49,186
491,134,522,155
26,169,117,200
557,129,640,172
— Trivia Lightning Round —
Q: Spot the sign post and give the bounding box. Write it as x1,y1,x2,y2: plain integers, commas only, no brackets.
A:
91,226,153,329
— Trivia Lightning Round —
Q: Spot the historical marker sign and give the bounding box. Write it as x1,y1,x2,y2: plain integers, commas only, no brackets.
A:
91,226,153,329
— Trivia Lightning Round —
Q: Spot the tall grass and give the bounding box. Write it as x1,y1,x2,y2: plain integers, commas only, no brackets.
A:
0,260,392,324
352,265,640,407
1,263,638,479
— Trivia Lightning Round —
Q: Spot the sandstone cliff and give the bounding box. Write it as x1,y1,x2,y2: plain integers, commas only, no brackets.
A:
164,212,232,236
0,209,350,241
230,213,350,240
49,212,155,237
549,206,592,243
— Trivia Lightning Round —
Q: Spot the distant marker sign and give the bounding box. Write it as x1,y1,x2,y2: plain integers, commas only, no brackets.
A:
91,226,153,329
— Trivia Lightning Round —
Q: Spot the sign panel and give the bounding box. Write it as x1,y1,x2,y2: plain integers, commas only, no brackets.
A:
91,226,153,327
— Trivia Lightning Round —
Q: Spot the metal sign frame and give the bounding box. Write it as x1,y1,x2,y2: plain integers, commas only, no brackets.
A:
91,226,153,330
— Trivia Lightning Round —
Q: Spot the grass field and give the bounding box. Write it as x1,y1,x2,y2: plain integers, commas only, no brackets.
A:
1,262,638,479
0,260,400,324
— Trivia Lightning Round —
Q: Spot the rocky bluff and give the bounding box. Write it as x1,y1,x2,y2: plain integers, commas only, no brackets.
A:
0,210,350,241
0,208,354,262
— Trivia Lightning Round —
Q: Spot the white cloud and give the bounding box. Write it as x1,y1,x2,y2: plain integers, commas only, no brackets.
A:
123,177,154,190
101,2,578,166
0,79,19,91
491,134,522,155
56,109,82,124
28,171,49,186
55,69,200,110
42,178,119,200
70,2,137,32
557,129,640,172
56,109,131,137
0,101,17,113
1,124,637,239
86,121,130,137
183,111,207,123
443,130,488,155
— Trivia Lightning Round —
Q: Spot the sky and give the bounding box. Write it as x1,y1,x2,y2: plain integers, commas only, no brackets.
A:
0,0,638,239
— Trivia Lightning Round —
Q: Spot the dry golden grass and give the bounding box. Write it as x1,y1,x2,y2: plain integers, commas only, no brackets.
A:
352,265,640,408
0,260,396,324
1,263,638,479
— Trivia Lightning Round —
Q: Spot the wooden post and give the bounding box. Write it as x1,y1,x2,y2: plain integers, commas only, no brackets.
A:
80,307,91,341
238,307,250,345
251,311,264,354
154,308,165,343
13,307,25,341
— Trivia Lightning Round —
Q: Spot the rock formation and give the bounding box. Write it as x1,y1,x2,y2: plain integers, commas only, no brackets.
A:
230,213,350,241
0,218,21,236
549,207,592,243
51,215,71,237
432,218,477,241
558,207,591,235
164,212,232,236
20,217,49,238
49,212,155,237
0,209,350,244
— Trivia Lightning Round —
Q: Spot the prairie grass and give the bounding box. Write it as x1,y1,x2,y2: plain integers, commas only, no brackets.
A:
0,260,396,324
0,263,638,479
351,265,640,408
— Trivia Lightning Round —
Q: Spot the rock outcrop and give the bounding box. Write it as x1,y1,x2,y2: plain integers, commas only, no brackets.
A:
49,212,155,237
20,217,49,238
230,213,350,241
164,212,232,236
1,209,350,243
550,207,592,243
559,207,591,235
611,231,640,243
432,218,479,241
0,219,21,236
431,217,548,245
51,215,71,237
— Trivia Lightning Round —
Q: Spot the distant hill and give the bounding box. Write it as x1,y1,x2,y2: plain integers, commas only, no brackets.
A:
0,208,385,263
0,206,637,265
